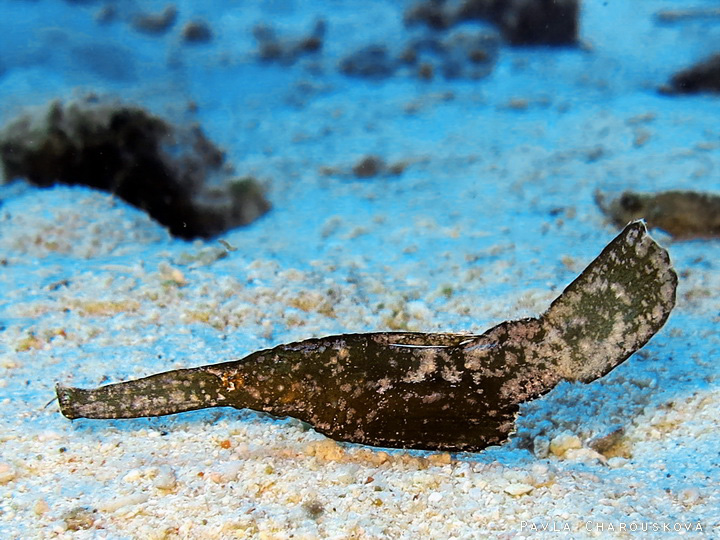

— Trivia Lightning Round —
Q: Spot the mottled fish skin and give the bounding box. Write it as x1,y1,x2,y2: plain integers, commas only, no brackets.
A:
599,190,720,239
56,221,677,451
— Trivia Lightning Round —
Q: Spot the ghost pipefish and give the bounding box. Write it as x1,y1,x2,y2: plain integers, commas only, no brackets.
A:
56,221,677,452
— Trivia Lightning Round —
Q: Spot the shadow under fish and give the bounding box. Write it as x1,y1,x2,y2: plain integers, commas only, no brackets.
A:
56,221,677,452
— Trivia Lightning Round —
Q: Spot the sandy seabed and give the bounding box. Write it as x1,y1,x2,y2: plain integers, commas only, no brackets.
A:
1,0,720,538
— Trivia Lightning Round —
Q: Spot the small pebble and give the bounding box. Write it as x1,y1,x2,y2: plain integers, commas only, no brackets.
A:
549,432,582,457
209,461,243,483
352,155,384,178
98,493,149,513
33,499,50,516
564,447,606,464
153,466,177,490
63,506,96,531
428,492,443,503
678,487,700,506
0,463,16,484
182,21,213,43
607,457,628,469
504,483,534,496
122,468,143,483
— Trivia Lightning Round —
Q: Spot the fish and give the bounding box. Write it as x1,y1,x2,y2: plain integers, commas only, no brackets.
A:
56,221,677,451
596,189,720,239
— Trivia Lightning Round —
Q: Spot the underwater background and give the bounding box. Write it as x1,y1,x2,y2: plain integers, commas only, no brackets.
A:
1,0,719,538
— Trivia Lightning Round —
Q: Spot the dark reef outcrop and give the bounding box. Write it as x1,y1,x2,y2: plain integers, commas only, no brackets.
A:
405,0,579,45
0,98,270,239
662,53,720,94
253,20,325,64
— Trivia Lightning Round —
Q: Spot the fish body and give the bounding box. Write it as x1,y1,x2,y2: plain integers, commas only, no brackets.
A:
57,221,677,451
598,190,720,239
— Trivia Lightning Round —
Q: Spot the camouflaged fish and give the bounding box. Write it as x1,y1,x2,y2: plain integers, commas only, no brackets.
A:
597,190,720,239
56,221,677,451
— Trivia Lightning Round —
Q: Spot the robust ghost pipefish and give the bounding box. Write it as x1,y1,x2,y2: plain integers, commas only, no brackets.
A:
56,221,677,451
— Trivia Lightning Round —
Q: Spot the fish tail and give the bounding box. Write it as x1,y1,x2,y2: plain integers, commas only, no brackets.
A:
55,367,229,419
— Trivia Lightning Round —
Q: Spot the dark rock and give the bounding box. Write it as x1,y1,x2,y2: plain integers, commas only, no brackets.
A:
453,0,496,22
353,155,385,178
323,155,407,179
131,5,178,36
253,20,326,64
405,0,579,46
402,27,499,80
398,46,419,65
418,62,434,80
664,53,720,94
182,20,213,43
404,0,454,29
220,177,272,230
0,98,270,239
438,26,499,79
494,0,578,45
342,5,504,82
339,45,396,79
